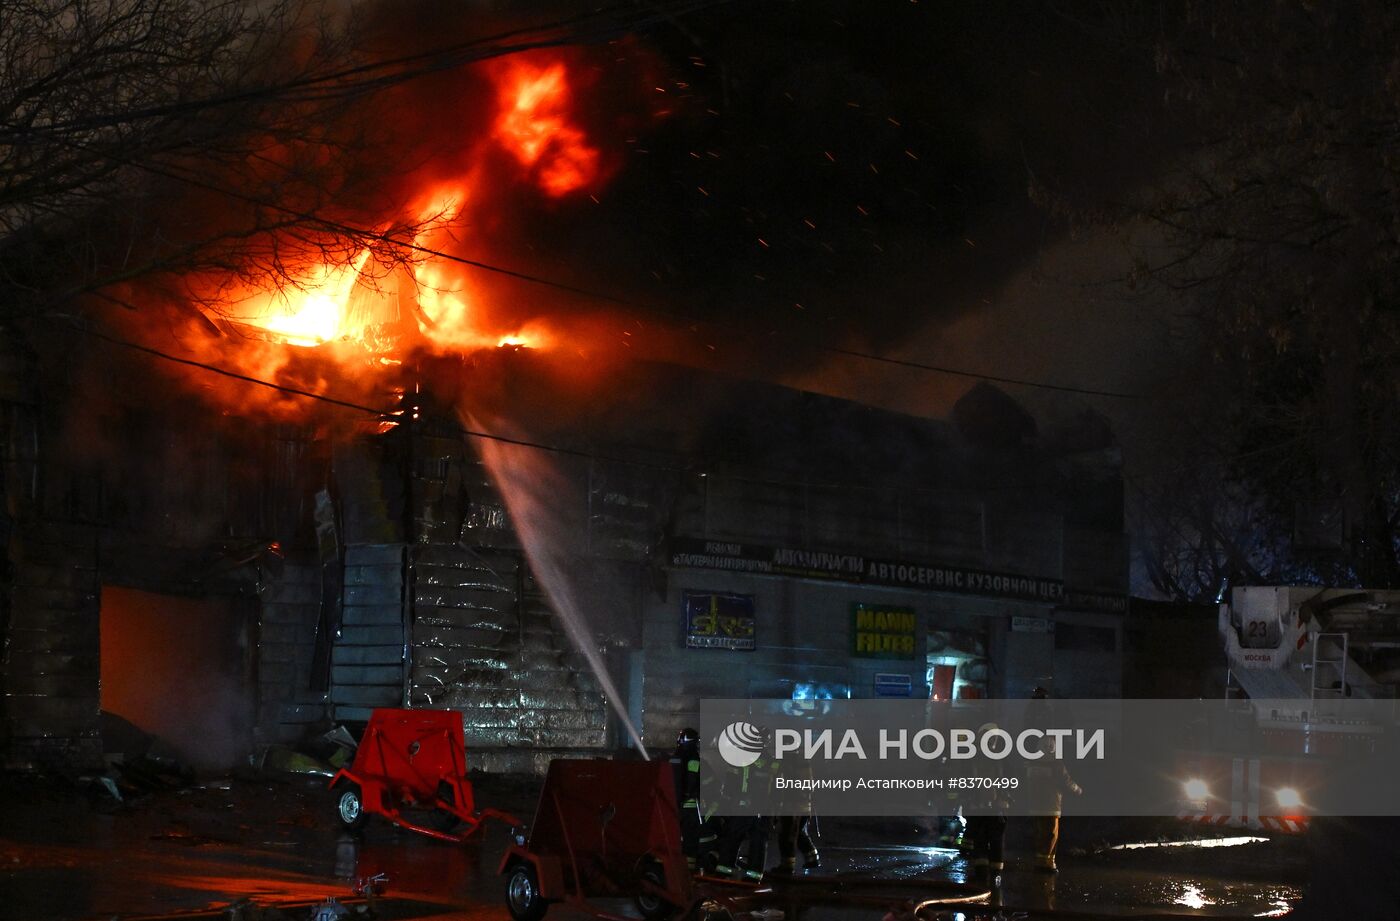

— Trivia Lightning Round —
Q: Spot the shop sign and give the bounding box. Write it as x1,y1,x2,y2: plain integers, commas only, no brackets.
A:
1061,589,1129,615
683,591,756,650
1011,615,1053,633
874,673,913,697
669,536,1063,603
852,603,917,659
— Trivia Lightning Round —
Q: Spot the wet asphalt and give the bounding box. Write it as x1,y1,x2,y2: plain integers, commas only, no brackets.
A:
0,773,1303,920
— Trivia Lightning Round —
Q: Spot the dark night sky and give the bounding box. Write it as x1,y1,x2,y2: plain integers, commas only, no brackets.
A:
451,1,1179,424
74,1,1192,485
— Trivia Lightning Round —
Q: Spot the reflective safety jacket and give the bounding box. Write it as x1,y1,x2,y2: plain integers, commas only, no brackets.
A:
671,742,701,808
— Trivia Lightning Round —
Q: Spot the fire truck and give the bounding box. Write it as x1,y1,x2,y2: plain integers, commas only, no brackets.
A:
1176,586,1400,834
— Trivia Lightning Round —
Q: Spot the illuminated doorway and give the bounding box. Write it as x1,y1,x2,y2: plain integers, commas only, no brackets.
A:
926,627,989,700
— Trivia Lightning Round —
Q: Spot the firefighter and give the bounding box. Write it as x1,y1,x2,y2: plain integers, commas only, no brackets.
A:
774,815,821,873
1028,684,1050,708
925,691,965,851
769,751,819,873
934,809,966,850
963,722,1009,890
1023,734,1082,873
713,731,776,881
963,814,1007,884
670,727,715,871
739,815,773,882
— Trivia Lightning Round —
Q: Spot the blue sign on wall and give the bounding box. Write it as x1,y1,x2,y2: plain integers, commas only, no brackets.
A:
874,673,913,697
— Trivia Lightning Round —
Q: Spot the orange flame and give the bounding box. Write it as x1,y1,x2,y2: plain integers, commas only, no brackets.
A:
199,51,607,389
135,48,630,425
491,59,601,196
238,249,375,347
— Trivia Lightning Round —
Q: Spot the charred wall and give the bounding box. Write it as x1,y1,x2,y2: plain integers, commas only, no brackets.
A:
1,336,102,769
256,560,329,745
0,330,333,770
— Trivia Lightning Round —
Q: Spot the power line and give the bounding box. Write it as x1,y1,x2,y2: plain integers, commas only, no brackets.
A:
0,0,730,142
78,324,400,419
70,321,692,472
9,0,1140,402
73,318,1235,504
825,347,1141,399
60,319,1056,493
118,156,1145,402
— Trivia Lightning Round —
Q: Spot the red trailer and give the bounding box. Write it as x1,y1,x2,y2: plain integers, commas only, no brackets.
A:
499,758,991,921
498,758,755,921
329,708,520,843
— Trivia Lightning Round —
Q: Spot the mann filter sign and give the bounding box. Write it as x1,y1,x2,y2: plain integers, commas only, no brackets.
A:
669,537,1063,604
852,603,917,658
683,591,756,650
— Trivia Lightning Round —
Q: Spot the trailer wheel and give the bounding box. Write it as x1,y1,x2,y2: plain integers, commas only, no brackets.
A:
634,865,676,921
336,783,369,832
505,864,548,921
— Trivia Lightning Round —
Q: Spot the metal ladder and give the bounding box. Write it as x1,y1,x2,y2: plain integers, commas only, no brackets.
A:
1311,632,1349,700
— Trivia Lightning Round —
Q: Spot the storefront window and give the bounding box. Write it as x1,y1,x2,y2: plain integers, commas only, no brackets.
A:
927,627,989,700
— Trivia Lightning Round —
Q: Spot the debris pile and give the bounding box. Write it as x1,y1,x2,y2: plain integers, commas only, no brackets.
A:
84,710,196,802
253,724,360,778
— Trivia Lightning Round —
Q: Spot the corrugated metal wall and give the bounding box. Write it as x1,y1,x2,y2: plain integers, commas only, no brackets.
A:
407,545,608,774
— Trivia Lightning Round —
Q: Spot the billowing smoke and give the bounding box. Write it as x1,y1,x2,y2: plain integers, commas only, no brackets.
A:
69,0,1173,434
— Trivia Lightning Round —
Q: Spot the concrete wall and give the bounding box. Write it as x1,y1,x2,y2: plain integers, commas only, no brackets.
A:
629,455,1128,748
1052,610,1123,698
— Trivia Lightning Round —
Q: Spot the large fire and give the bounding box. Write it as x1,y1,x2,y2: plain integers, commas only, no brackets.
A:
493,59,602,197
239,250,375,348
171,49,608,416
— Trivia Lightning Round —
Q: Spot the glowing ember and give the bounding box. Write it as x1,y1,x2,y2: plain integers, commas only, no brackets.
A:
491,59,601,196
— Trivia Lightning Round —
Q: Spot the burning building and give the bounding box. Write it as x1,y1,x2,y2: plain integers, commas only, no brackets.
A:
0,327,1126,773
0,30,1126,774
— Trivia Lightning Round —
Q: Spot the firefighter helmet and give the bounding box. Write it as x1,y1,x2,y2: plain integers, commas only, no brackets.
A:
677,727,700,747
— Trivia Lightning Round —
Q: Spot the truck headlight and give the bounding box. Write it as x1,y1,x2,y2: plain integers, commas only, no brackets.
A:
1275,787,1302,810
1183,778,1209,801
